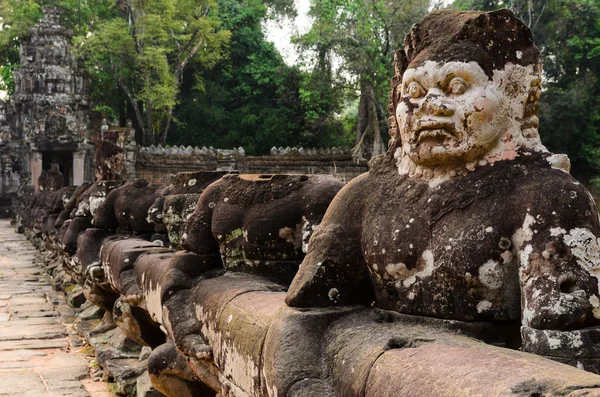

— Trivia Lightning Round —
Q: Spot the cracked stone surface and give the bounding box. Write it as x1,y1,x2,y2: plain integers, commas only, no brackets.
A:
0,220,110,397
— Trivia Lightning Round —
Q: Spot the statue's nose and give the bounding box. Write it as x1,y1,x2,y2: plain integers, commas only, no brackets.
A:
418,91,455,117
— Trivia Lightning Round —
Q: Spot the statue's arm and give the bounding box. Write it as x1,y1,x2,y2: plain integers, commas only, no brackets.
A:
181,184,221,256
518,180,600,331
286,174,374,307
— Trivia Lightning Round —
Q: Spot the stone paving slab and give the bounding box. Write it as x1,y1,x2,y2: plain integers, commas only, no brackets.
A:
0,220,111,397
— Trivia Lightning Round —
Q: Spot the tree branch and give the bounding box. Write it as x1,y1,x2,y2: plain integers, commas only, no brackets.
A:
124,0,142,55
102,55,147,145
532,0,549,32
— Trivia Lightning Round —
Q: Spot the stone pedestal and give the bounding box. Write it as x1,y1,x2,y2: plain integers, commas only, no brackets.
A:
73,148,93,185
31,151,42,192
73,150,85,186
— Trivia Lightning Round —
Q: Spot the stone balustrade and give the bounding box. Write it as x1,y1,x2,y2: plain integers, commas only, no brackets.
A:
15,168,600,397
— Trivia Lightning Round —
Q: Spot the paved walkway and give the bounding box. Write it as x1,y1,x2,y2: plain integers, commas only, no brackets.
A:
0,220,110,397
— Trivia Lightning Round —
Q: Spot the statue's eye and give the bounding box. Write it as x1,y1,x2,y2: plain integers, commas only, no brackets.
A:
448,77,468,95
406,82,426,98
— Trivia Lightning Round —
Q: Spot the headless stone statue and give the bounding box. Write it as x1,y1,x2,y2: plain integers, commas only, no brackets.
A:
38,163,64,191
286,9,600,369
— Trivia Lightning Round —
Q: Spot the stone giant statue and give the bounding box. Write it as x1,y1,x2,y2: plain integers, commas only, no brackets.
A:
287,9,600,368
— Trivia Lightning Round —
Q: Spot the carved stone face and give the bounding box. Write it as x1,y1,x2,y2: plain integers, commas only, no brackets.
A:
396,61,526,166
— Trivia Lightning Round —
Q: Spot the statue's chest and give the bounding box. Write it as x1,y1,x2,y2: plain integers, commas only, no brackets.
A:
361,177,516,273
362,205,510,273
360,184,521,320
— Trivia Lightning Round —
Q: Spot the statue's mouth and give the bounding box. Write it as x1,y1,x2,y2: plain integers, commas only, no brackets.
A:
413,120,457,143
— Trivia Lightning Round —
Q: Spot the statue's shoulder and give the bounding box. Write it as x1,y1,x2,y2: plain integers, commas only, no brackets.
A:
510,151,596,214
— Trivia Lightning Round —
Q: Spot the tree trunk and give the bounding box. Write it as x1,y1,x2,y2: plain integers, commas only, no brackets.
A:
160,107,173,146
145,100,154,145
104,61,147,146
352,78,385,162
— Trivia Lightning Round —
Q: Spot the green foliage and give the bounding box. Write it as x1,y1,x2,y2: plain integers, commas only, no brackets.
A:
0,0,117,72
92,105,118,121
0,0,42,67
293,0,429,153
0,64,15,95
168,0,352,154
75,0,230,145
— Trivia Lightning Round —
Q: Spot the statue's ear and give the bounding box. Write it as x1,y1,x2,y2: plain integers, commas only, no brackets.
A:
387,49,408,153
404,22,420,61
394,49,408,78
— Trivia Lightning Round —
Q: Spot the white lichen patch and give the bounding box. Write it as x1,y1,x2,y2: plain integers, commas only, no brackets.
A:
550,227,567,237
188,178,197,186
590,295,600,319
219,337,261,394
522,305,534,326
197,303,259,394
390,250,435,288
478,259,502,289
144,280,163,324
519,244,533,269
89,196,105,216
301,217,319,253
546,331,583,350
476,300,492,313
547,335,562,349
563,228,600,290
546,153,571,173
385,263,409,280
513,214,535,249
75,201,90,217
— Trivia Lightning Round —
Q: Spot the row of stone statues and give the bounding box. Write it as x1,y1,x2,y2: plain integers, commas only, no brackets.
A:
16,8,600,397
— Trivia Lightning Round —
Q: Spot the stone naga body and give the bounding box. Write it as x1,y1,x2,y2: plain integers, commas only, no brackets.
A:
287,9,600,370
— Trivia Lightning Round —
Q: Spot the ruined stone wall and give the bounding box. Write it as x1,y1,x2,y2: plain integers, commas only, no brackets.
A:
135,145,367,183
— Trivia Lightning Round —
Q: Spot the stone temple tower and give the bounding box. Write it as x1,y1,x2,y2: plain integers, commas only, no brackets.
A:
11,6,92,190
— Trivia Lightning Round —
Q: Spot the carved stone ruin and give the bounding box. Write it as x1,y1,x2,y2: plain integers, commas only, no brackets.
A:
8,6,92,190
15,8,600,397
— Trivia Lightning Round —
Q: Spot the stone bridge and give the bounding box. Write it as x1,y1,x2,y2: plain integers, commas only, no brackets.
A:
9,7,600,397
14,165,600,397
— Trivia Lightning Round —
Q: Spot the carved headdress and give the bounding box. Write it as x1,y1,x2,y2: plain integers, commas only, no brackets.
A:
388,9,543,153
